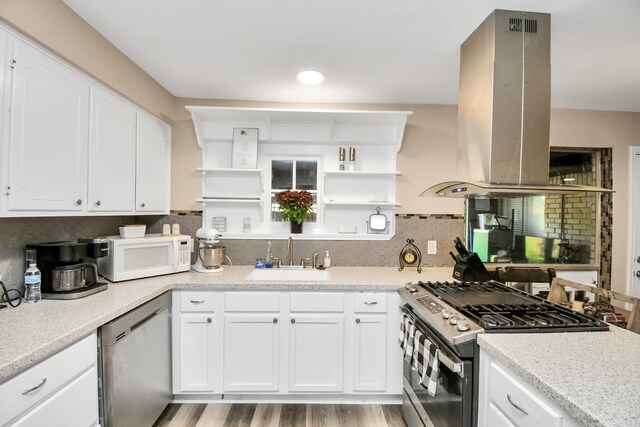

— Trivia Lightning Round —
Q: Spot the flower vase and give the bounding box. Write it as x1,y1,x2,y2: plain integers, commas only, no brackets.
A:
290,221,303,234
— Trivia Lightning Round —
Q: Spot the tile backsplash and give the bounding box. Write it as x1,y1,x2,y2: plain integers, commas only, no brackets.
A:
0,216,126,291
141,212,463,269
0,213,462,291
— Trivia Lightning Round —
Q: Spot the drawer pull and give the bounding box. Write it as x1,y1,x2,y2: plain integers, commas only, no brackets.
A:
190,300,205,304
22,378,47,395
507,394,529,415
364,301,378,305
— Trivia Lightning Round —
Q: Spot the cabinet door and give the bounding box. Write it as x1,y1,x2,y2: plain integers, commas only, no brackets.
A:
352,314,387,392
0,29,11,215
12,367,99,427
179,314,216,392
288,314,344,392
223,314,280,392
136,112,170,213
88,86,136,212
7,40,89,212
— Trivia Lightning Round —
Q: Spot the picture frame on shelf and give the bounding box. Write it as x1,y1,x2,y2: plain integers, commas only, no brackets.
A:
232,128,258,169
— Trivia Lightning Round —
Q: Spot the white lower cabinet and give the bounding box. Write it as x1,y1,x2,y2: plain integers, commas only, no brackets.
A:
223,314,280,392
178,314,217,392
479,348,580,427
352,315,387,391
172,290,402,398
0,332,98,427
288,314,345,392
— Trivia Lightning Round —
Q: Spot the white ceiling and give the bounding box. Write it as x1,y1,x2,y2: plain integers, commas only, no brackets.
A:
63,0,640,112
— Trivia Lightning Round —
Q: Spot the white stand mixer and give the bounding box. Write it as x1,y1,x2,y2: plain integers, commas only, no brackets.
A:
192,228,227,273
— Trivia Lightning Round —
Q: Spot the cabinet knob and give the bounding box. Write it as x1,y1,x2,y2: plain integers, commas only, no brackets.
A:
355,318,360,323
207,317,212,323
95,200,101,206
140,202,146,208
635,271,640,279
273,318,278,323
290,318,296,324
76,199,83,205
636,256,640,263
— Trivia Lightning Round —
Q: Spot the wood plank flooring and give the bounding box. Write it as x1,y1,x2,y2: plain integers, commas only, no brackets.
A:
153,403,406,427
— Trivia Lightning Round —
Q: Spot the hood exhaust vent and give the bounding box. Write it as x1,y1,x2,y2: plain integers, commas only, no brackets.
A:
422,10,612,198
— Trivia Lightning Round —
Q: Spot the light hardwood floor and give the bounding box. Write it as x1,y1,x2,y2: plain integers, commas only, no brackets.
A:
153,403,407,427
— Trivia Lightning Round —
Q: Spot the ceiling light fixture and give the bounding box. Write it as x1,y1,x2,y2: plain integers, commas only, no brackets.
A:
296,70,325,85
563,178,576,182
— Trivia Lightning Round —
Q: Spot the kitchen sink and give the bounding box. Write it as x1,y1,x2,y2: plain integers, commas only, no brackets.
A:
246,267,332,281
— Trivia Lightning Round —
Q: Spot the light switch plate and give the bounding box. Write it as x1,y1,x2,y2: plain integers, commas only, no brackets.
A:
427,240,437,255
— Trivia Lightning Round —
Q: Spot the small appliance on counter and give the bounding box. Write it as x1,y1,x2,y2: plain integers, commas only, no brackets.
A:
26,238,110,300
449,237,494,282
98,234,192,282
192,228,230,273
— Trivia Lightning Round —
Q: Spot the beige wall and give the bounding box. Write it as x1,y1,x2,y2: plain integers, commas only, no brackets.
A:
550,109,640,297
0,0,176,122
2,1,640,296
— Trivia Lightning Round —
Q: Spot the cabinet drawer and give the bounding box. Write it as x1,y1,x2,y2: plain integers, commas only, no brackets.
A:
12,367,99,427
0,333,96,426
225,292,280,312
290,292,344,312
354,293,387,313
180,292,216,312
487,361,562,427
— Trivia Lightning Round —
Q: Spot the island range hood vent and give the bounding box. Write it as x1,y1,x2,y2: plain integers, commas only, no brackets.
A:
422,10,612,198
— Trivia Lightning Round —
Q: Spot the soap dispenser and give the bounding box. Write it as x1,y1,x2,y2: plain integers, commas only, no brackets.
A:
324,250,331,268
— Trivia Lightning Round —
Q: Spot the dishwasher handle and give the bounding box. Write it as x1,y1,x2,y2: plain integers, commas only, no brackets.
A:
101,292,171,347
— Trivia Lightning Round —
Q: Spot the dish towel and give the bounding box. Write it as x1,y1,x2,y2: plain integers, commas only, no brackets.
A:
412,329,440,396
399,314,416,362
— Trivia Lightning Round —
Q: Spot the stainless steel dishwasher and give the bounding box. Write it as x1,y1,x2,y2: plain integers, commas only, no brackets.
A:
99,292,171,427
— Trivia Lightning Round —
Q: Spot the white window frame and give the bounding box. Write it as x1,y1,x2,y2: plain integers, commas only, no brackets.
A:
265,155,323,233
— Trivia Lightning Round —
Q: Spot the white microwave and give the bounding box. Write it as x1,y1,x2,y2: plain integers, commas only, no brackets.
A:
98,234,192,282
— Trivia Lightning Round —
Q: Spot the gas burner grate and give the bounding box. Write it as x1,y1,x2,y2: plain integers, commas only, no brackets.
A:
417,280,609,332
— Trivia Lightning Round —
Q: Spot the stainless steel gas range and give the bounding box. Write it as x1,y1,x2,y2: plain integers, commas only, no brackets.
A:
398,280,608,427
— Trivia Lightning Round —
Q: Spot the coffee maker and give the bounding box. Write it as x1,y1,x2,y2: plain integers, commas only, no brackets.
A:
26,238,109,300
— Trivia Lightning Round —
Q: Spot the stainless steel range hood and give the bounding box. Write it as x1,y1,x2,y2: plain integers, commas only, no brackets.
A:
422,10,612,198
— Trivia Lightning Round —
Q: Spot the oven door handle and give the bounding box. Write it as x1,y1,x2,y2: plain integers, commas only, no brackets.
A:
438,352,464,377
402,305,465,378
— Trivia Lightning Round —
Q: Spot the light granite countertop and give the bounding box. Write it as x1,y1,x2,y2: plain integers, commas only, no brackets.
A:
478,327,640,427
0,266,452,382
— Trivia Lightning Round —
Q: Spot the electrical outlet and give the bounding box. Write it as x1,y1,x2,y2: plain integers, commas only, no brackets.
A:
427,240,437,255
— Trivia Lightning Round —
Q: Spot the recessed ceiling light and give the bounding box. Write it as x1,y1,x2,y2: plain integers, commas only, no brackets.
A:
296,70,325,85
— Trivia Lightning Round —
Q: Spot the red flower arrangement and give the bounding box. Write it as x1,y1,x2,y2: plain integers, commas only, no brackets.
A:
276,190,314,224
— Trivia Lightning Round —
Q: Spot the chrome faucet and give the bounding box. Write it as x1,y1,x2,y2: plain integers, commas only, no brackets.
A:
287,237,294,266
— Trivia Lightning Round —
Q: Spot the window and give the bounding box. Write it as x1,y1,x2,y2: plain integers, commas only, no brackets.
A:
268,158,320,224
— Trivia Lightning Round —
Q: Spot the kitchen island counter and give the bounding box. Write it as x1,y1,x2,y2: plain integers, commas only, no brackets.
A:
0,266,451,382
478,327,640,427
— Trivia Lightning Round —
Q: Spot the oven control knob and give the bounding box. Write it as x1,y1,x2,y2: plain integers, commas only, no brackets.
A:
441,309,452,319
448,315,459,325
456,321,470,332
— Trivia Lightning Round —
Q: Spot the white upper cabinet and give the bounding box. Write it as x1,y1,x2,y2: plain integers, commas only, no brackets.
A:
6,40,89,212
88,86,136,212
0,22,171,217
136,111,170,213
